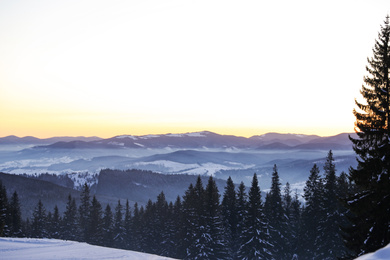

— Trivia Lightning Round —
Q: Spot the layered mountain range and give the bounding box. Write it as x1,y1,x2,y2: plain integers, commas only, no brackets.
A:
11,131,355,150
0,131,357,188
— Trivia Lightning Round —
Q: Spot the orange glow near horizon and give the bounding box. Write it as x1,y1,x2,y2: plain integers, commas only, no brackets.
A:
1,1,386,140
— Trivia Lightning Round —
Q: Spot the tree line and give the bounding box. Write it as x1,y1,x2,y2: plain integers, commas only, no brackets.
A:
0,150,356,259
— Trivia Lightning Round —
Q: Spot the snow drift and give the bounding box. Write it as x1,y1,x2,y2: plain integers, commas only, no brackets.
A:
0,237,176,260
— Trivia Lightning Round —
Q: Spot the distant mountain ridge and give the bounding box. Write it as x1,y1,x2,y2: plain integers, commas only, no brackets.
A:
0,135,102,145
8,131,357,150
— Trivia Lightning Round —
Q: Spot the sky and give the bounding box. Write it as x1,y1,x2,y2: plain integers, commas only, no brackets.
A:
1,0,389,138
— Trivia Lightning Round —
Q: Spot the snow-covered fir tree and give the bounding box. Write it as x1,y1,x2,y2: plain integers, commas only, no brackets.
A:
238,173,272,260
264,165,288,259
301,164,324,259
221,176,238,259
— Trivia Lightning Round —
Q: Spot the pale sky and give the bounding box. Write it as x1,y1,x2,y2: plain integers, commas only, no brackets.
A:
1,0,389,138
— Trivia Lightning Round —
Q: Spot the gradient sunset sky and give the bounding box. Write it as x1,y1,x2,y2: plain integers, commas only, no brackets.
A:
1,0,389,138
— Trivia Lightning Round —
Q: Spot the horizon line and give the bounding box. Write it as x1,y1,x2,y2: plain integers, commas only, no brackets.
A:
0,130,356,140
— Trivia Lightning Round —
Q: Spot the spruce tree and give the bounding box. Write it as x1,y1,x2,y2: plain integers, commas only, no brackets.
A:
49,205,61,239
300,164,324,259
221,176,238,258
318,150,346,259
88,196,103,245
113,200,126,249
238,173,272,259
123,200,132,250
235,181,248,258
265,164,288,259
154,192,169,255
130,202,142,251
102,204,114,247
9,191,23,237
346,15,390,256
183,176,205,259
0,181,9,236
282,182,294,257
31,200,47,238
60,194,79,240
289,190,302,257
79,183,91,241
173,196,186,259
201,176,228,259
62,195,78,241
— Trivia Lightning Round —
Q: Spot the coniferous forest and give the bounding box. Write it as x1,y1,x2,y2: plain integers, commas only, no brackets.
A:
0,150,355,260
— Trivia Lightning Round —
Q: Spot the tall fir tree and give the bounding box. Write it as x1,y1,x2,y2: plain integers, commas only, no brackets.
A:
200,176,228,259
264,165,288,259
172,196,185,259
123,200,132,250
113,200,126,249
346,15,390,256
61,194,78,241
31,200,47,238
238,173,272,260
282,182,294,258
183,176,206,260
9,191,23,237
300,164,324,259
154,192,169,256
49,205,61,239
88,196,103,245
130,202,142,252
289,190,302,257
102,204,114,247
0,181,9,236
317,150,346,259
221,176,238,258
235,181,248,259
79,183,91,241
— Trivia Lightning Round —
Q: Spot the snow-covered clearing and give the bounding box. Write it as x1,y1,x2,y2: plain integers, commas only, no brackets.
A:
0,237,176,260
354,243,390,260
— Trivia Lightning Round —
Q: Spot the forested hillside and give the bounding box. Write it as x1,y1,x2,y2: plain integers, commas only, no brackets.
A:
0,151,355,259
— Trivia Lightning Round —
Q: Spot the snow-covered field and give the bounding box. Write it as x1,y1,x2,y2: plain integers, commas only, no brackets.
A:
0,237,176,260
1,237,389,260
354,244,390,260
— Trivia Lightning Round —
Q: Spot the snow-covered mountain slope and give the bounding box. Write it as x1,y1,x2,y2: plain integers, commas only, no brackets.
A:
0,131,357,193
355,243,390,260
0,237,176,260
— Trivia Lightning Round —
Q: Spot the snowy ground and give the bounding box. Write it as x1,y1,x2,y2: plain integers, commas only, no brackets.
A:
354,244,390,260
1,237,388,259
0,237,176,260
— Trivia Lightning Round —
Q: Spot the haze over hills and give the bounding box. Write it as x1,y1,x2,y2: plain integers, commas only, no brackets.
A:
0,131,357,192
5,130,356,150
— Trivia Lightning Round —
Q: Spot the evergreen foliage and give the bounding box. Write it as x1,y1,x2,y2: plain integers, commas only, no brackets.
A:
113,200,126,249
88,195,103,245
221,176,238,258
301,164,324,259
238,173,272,259
102,204,114,247
79,183,91,241
31,200,47,238
346,15,390,257
62,194,78,240
9,191,22,237
0,181,8,236
318,150,346,259
265,164,288,259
